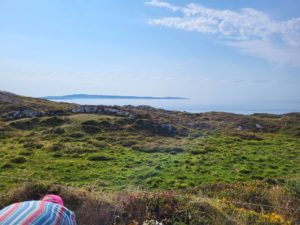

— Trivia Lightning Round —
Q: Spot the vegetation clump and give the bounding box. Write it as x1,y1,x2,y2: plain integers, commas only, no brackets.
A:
39,116,66,127
49,143,65,151
9,118,40,130
68,132,85,139
10,156,27,164
87,154,112,161
132,145,184,154
23,142,43,149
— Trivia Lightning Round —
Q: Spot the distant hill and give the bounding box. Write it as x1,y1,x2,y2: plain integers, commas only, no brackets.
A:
1,90,299,138
42,94,188,100
0,91,74,116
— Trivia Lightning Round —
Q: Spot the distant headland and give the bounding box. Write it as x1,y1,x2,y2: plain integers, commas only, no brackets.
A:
42,94,188,100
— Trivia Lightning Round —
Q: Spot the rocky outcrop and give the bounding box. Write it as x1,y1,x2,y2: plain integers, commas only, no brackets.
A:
187,122,213,130
131,119,181,136
1,105,139,121
2,110,44,120
71,105,137,119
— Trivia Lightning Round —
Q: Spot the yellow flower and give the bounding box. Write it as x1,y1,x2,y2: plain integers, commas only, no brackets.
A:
268,213,285,223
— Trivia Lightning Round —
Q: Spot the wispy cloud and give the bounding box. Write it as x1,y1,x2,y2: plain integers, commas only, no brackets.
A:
145,0,300,66
145,0,179,12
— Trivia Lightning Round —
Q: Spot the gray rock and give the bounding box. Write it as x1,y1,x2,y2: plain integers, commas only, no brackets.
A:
255,124,263,129
235,125,243,131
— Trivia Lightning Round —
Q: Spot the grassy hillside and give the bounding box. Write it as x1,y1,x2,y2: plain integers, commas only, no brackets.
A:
0,91,299,224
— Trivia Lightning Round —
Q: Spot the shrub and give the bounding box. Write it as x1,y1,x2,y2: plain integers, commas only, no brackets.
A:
10,156,26,164
1,163,13,169
52,152,63,158
119,140,137,147
23,142,43,149
203,145,216,152
239,169,252,174
49,143,65,151
81,120,114,134
64,145,97,154
52,127,65,134
82,124,102,134
190,149,207,155
19,150,33,156
93,141,108,148
87,155,112,161
39,116,66,127
132,145,184,154
68,133,85,138
9,118,40,130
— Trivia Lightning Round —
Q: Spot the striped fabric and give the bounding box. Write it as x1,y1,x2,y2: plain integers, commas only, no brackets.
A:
0,201,77,225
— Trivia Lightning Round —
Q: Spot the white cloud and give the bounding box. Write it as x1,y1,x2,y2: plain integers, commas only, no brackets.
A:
145,0,179,12
146,0,300,66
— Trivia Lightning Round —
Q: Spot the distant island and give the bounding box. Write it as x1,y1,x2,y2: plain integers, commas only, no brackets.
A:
42,94,188,100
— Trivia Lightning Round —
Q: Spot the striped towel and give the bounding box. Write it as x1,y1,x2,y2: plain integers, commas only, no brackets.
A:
0,201,77,225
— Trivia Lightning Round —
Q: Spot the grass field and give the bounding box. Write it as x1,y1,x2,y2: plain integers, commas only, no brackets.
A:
1,113,299,191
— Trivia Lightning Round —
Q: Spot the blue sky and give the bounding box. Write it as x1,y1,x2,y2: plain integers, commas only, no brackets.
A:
0,0,300,104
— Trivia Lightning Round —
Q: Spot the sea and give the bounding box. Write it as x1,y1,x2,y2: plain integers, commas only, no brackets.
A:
52,98,300,115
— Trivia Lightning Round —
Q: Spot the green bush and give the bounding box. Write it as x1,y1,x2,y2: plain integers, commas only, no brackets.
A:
19,150,33,156
49,143,65,151
40,116,66,127
68,132,85,138
87,155,112,161
52,152,63,158
132,145,184,154
23,142,43,149
52,127,65,134
1,163,13,169
10,156,27,164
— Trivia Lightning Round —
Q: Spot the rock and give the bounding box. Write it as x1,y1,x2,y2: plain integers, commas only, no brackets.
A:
187,122,212,130
46,110,66,116
71,105,137,119
234,126,243,131
132,119,178,136
143,220,163,225
2,110,44,120
255,124,263,129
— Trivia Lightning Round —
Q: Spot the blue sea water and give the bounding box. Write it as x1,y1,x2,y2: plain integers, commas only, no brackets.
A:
53,98,300,115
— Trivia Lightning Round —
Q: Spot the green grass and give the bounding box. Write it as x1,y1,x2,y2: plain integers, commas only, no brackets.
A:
0,114,299,192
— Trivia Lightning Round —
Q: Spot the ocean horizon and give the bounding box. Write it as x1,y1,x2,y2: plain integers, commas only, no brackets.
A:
51,98,300,115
